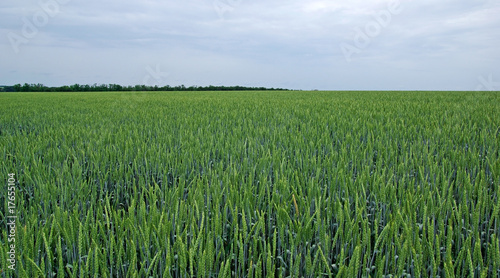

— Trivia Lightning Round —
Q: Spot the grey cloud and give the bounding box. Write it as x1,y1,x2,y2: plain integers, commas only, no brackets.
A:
1,0,499,90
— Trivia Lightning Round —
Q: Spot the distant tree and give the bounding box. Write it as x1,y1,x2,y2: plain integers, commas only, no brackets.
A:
60,85,70,92
8,83,289,92
70,84,81,92
109,84,122,91
22,83,31,92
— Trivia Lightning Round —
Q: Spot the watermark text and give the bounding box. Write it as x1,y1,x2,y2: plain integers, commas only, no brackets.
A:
340,0,405,62
6,173,17,271
476,74,500,91
7,0,71,54
213,0,243,19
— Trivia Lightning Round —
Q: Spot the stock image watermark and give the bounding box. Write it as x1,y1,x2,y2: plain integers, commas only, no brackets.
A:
143,64,170,87
339,0,405,62
109,64,170,111
213,0,243,19
6,173,17,271
7,0,71,54
476,74,500,91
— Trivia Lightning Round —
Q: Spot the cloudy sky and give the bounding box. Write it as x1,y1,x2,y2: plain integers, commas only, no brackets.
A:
1,0,499,90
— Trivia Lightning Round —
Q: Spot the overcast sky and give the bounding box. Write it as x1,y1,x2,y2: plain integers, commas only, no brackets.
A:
1,0,499,90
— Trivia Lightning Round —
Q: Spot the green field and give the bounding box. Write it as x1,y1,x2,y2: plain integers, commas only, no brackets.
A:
1,91,499,277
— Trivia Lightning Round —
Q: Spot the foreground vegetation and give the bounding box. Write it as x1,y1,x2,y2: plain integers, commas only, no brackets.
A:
1,91,499,277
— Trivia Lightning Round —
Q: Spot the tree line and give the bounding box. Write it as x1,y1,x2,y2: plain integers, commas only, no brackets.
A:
2,83,289,92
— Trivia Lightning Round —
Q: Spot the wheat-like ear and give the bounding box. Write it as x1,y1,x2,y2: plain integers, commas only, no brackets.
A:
56,236,64,278
292,194,299,217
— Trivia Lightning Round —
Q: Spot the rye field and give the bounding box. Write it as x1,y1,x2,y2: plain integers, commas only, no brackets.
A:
1,91,499,277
